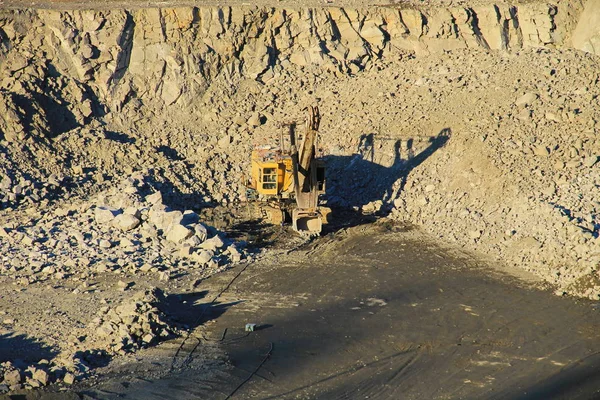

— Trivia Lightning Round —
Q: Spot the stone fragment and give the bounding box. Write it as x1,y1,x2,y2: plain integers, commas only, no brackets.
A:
140,264,153,272
120,238,134,247
218,135,232,148
180,245,193,257
166,224,193,243
227,245,242,262
142,333,155,343
233,115,246,126
468,230,482,239
63,373,75,385
124,207,141,218
117,280,131,289
200,235,225,251
32,369,49,386
515,92,538,107
113,214,141,231
3,370,21,386
99,239,112,249
247,113,262,127
194,224,208,242
545,112,561,122
149,210,183,231
584,155,598,167
95,206,121,224
146,191,162,205
193,249,214,264
533,145,549,156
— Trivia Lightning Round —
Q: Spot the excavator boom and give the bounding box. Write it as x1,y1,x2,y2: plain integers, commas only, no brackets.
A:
290,106,323,235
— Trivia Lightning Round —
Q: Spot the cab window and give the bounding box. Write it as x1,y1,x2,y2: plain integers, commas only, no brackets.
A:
262,167,277,190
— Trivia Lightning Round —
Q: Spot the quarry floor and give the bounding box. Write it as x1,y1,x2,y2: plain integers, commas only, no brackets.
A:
20,221,598,400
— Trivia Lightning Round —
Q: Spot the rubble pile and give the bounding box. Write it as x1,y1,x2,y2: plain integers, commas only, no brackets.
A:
86,288,175,355
0,288,176,393
0,170,245,291
0,350,92,392
0,171,66,209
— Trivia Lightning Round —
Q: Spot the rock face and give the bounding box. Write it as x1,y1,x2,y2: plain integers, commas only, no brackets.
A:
0,2,588,140
572,0,600,53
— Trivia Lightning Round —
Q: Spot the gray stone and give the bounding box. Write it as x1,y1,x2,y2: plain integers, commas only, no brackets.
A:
139,264,153,272
194,224,208,242
179,245,193,257
142,333,155,343
186,235,204,247
584,155,599,167
247,113,262,127
166,224,193,243
200,235,225,251
515,92,538,108
233,115,246,126
124,207,141,218
3,370,21,386
227,245,242,262
218,135,232,148
146,191,162,205
193,249,214,264
113,214,141,231
533,145,549,156
120,238,135,247
95,206,121,224
32,369,49,386
468,230,482,239
63,373,75,385
149,210,183,231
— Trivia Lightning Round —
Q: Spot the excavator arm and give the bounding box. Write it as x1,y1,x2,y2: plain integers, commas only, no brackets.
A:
290,106,324,235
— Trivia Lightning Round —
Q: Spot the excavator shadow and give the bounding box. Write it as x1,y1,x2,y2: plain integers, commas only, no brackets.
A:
324,128,451,217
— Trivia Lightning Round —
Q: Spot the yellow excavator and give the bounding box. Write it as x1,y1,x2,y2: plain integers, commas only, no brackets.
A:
246,106,326,235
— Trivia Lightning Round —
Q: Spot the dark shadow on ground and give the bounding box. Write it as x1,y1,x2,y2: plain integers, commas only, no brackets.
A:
44,225,600,400
161,291,241,329
0,332,59,364
103,130,135,144
156,145,185,161
496,353,600,400
207,227,600,400
324,128,450,212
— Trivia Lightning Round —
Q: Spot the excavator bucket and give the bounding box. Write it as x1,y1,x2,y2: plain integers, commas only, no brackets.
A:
292,209,322,235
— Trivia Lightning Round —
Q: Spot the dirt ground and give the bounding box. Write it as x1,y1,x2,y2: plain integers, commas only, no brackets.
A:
52,221,600,399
